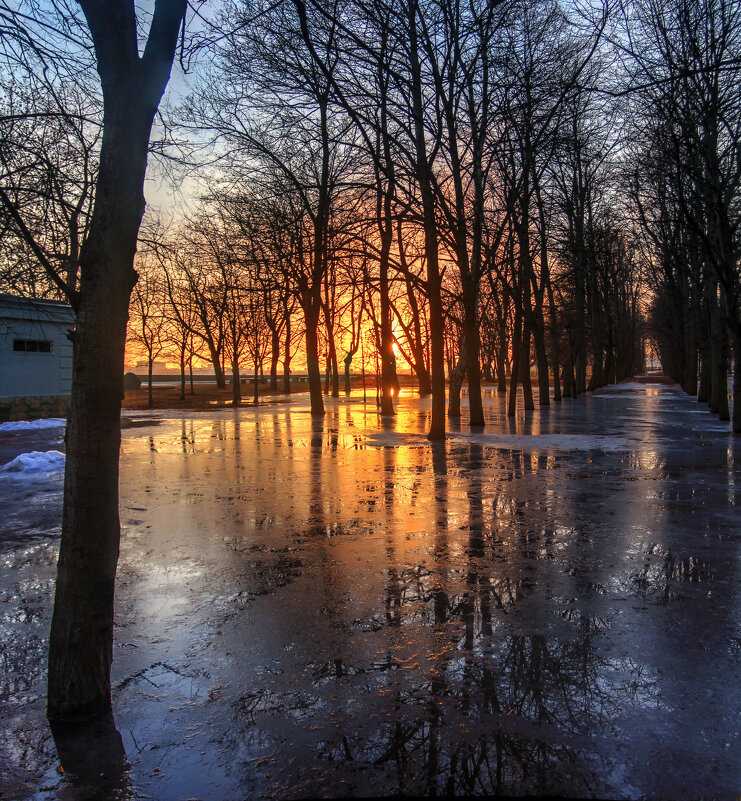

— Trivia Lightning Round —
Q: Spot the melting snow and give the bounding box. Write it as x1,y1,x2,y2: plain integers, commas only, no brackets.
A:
0,450,66,474
0,418,66,432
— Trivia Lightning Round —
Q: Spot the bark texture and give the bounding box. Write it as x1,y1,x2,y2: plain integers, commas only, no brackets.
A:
47,0,187,722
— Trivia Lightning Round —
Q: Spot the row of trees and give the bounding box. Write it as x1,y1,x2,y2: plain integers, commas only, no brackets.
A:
122,0,646,430
626,0,741,432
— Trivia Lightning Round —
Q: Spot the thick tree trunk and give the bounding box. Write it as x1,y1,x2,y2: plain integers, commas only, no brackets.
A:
206,339,226,389
379,209,395,416
562,335,575,399
48,4,190,721
713,326,731,420
697,339,710,403
48,265,134,721
496,328,508,394
344,352,354,394
330,348,339,398
48,76,175,722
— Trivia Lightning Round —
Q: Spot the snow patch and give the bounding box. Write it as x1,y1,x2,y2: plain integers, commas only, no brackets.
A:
450,433,630,452
0,418,66,432
0,450,66,474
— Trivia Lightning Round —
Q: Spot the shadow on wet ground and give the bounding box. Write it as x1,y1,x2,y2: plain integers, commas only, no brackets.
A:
0,382,739,799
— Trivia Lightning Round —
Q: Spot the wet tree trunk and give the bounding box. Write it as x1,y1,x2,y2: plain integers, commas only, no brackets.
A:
562,333,575,398
379,226,396,415
697,344,710,403
709,279,723,415
47,0,187,722
716,332,730,421
408,6,445,440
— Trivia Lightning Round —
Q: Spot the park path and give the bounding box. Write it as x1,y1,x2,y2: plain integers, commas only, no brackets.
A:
1,380,739,799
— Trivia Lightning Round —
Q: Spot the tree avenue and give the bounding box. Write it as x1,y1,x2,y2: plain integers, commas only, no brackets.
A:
0,0,739,725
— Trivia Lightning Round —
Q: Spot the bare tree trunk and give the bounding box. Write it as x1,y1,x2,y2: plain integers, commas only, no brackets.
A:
283,314,291,395
179,342,186,401
408,4,445,440
269,328,280,392
305,300,324,416
147,357,153,408
231,357,241,405
448,333,465,418
732,327,741,433
508,309,522,418
521,325,534,410
48,0,187,722
532,315,550,406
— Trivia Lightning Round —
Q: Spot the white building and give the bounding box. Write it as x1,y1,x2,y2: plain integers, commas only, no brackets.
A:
0,294,75,420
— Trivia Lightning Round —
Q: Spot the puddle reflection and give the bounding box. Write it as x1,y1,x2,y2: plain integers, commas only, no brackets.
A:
2,386,739,799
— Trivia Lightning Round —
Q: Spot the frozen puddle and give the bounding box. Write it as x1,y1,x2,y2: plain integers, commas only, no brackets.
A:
449,432,634,451
0,382,739,801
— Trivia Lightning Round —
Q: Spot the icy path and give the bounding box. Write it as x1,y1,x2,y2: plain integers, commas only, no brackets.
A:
1,383,739,799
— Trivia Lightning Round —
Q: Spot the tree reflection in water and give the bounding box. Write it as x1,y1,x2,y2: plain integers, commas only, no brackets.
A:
228,437,662,798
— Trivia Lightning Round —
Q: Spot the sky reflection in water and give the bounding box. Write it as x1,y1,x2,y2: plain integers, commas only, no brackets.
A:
0,383,739,799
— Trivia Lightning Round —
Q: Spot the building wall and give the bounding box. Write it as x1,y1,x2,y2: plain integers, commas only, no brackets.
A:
0,394,70,422
0,295,75,407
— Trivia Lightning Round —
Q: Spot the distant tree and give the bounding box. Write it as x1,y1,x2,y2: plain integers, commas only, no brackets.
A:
129,263,166,408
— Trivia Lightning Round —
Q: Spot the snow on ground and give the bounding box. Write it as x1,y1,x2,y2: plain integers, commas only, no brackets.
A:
0,450,65,474
0,419,66,432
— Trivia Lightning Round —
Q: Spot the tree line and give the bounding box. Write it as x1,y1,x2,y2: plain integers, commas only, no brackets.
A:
124,0,650,434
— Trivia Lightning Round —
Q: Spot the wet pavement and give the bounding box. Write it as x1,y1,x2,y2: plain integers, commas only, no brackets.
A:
0,382,739,799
